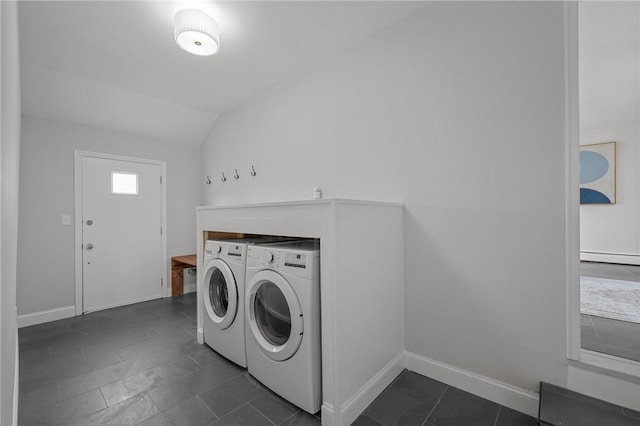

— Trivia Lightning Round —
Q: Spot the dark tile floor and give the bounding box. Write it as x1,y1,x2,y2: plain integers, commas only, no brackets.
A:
539,382,640,426
581,261,640,282
18,293,318,426
581,314,640,362
18,293,536,425
580,262,640,362
353,371,537,426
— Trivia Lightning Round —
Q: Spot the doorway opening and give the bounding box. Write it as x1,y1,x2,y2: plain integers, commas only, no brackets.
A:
577,2,640,365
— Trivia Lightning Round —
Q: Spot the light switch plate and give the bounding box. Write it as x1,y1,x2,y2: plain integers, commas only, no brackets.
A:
61,214,72,226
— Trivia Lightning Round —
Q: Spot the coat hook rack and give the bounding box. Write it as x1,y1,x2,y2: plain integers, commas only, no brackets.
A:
234,169,240,179
205,176,212,185
221,172,227,182
250,165,257,177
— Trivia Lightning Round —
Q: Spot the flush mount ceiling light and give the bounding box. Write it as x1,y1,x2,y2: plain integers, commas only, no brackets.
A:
174,9,220,56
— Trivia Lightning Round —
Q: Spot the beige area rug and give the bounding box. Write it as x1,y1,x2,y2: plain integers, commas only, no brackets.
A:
580,276,640,324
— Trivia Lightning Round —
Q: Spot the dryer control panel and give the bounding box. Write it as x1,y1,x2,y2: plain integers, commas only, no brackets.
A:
249,245,319,280
284,252,308,269
259,250,307,268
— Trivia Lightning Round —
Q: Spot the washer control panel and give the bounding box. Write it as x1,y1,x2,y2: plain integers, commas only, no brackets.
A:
204,241,245,261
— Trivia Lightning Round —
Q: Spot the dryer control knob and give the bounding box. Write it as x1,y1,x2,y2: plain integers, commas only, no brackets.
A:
213,244,221,254
266,252,275,263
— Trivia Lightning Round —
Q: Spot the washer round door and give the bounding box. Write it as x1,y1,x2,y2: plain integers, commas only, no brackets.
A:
246,270,303,361
203,258,238,330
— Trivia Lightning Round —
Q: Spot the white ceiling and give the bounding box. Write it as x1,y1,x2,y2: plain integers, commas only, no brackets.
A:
18,1,426,146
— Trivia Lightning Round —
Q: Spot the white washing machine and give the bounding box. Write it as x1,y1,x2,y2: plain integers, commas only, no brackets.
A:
245,240,321,414
202,237,294,367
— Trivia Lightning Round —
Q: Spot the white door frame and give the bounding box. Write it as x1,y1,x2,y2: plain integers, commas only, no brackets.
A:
564,0,581,362
74,150,168,316
564,2,640,380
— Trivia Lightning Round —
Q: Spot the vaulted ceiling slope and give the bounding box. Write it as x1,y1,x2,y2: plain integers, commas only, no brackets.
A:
18,1,426,146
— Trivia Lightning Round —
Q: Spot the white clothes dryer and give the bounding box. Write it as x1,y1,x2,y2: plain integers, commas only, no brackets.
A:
202,237,294,367
245,240,321,414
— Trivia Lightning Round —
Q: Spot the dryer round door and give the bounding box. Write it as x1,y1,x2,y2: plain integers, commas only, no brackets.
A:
203,258,238,330
246,270,303,362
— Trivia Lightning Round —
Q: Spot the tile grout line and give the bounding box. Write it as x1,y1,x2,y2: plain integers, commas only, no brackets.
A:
181,327,196,337
247,400,279,426
187,353,205,369
67,387,115,426
588,314,607,352
172,366,247,414
197,394,220,420
98,386,108,409
420,385,449,426
278,409,301,425
493,405,501,426
144,390,164,422
213,400,255,422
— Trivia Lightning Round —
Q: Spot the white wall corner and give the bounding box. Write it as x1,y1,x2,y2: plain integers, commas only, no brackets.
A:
17,306,75,328
339,351,406,426
405,351,539,418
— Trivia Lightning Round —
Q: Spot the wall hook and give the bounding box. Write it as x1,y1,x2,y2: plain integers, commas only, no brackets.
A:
221,172,227,182
234,169,240,179
205,176,212,185
250,165,257,177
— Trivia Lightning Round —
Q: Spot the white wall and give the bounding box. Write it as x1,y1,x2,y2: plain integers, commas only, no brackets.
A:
17,115,201,317
1,1,22,424
201,0,568,397
579,2,640,264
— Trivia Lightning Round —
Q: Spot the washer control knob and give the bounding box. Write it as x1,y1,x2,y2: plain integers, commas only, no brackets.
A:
213,244,221,254
266,252,275,263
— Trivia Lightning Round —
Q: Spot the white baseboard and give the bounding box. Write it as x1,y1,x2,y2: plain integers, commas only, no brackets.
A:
339,351,406,426
184,283,196,294
405,351,539,418
320,403,334,426
17,305,75,328
580,251,640,265
83,294,163,315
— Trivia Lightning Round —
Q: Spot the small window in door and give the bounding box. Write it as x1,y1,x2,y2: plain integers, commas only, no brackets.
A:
111,171,139,195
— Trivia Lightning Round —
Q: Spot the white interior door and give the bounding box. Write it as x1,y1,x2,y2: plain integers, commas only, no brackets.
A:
81,156,163,313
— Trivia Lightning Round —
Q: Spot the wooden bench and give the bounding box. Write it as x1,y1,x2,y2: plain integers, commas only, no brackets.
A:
171,254,197,296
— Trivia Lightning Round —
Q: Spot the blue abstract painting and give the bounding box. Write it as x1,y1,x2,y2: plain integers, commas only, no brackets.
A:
580,142,616,204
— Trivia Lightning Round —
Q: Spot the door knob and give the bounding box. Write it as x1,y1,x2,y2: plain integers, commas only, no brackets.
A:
86,243,94,250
